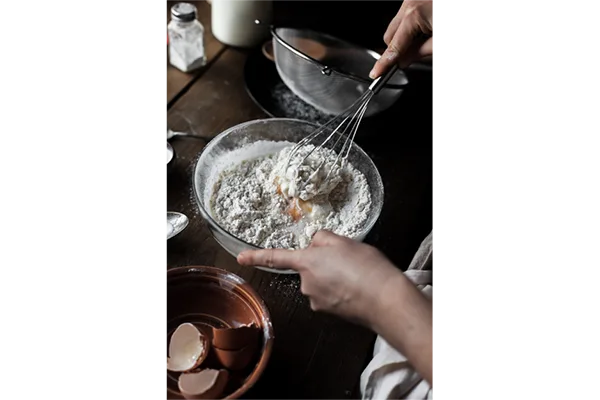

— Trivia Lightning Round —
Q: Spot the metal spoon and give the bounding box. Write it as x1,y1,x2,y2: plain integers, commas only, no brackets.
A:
168,111,204,139
167,128,204,140
167,141,174,165
167,212,189,240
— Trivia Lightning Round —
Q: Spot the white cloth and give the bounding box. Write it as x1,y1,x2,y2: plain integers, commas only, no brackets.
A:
360,232,433,400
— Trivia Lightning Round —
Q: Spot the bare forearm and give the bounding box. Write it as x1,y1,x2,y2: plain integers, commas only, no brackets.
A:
369,271,433,385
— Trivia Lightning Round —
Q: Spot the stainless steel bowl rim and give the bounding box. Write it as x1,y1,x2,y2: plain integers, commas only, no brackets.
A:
271,26,408,90
192,118,384,255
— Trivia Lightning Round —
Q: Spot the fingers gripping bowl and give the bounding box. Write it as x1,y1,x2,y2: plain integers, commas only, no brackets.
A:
192,118,384,274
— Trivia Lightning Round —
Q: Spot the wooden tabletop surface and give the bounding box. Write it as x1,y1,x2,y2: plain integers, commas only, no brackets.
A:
167,1,432,398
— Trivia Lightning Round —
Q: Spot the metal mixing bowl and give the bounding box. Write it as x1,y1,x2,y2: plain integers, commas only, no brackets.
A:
271,27,409,117
192,118,384,274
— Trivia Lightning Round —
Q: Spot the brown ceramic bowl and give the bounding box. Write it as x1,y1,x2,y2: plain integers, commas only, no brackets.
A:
167,266,274,399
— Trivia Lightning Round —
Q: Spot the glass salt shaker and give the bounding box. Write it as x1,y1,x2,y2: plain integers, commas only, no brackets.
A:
168,3,207,73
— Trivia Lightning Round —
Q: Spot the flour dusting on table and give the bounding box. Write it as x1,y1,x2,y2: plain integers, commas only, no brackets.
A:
210,141,371,249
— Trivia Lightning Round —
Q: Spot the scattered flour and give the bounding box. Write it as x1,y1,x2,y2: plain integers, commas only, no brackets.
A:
210,141,371,249
270,82,332,125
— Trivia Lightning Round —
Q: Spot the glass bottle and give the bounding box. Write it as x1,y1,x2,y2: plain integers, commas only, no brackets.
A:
168,3,207,73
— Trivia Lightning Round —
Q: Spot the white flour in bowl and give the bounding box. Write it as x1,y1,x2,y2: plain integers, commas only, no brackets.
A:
209,141,371,249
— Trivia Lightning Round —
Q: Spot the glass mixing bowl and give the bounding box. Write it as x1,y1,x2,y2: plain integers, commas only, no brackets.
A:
192,118,384,274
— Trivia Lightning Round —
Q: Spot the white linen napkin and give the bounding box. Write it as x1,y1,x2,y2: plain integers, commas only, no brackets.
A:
360,232,433,400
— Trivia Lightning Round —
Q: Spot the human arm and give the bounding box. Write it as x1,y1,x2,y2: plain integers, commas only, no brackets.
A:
237,230,433,384
371,269,432,384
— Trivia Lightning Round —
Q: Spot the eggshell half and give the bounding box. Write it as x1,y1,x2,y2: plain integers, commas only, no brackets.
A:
167,323,210,372
178,369,229,400
213,341,257,370
211,323,259,351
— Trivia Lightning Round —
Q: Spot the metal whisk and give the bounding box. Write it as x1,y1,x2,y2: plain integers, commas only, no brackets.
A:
284,65,400,193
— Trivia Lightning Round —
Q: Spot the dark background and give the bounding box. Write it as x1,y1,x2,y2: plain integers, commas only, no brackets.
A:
160,0,402,49
274,0,405,51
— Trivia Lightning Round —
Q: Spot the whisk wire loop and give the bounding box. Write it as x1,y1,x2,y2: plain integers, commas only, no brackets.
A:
296,91,374,194
281,65,399,197
283,90,371,173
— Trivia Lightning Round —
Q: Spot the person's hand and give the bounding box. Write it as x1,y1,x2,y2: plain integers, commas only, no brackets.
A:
239,230,433,384
237,230,403,327
369,0,433,79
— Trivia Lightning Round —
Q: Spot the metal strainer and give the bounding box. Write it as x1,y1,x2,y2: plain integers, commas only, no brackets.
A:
270,26,409,117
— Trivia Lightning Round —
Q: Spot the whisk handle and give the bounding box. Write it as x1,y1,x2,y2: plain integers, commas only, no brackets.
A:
369,64,400,94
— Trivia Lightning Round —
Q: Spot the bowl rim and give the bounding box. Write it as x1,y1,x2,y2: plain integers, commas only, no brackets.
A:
167,265,274,399
192,118,384,260
271,26,408,90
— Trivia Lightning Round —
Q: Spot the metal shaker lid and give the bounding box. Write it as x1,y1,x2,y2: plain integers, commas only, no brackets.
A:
171,3,197,22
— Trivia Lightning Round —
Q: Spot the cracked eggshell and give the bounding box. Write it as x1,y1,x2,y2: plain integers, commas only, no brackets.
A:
167,323,210,372
213,341,258,371
211,323,260,351
178,368,229,400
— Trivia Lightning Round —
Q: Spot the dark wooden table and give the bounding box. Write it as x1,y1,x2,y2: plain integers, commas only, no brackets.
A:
167,1,432,398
